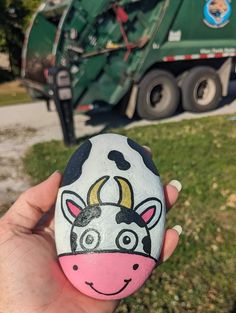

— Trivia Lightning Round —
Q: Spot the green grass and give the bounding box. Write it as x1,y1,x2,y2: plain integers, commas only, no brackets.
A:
24,115,236,313
0,92,32,106
0,80,33,106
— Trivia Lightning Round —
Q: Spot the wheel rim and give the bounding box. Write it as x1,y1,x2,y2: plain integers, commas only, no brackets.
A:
146,81,172,111
193,77,216,106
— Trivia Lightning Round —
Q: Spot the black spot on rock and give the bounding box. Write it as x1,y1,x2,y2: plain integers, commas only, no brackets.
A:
61,140,92,187
142,235,151,255
74,206,101,227
127,138,159,176
108,150,131,171
71,232,78,252
116,208,146,228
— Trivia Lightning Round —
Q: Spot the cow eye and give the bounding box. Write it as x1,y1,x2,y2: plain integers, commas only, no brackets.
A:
116,230,138,251
80,229,100,251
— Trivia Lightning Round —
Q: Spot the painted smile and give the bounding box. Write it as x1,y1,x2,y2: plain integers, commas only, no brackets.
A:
85,279,132,296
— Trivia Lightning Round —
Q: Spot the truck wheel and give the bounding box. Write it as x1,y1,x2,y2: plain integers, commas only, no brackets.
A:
181,66,222,112
137,70,180,120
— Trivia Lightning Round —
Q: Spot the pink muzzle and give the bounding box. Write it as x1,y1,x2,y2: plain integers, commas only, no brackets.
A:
59,252,156,300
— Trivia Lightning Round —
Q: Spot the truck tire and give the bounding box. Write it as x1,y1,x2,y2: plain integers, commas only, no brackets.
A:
137,70,180,120
181,66,222,112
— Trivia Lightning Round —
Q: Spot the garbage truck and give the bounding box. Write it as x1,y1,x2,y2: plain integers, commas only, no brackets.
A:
22,0,236,122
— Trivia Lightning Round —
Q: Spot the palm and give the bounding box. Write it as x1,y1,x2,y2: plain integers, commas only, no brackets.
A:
0,225,118,313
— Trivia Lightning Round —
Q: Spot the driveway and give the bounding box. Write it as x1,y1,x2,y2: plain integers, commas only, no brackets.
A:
1,81,236,213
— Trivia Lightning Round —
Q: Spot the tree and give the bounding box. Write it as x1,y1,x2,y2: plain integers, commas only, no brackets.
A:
0,0,42,76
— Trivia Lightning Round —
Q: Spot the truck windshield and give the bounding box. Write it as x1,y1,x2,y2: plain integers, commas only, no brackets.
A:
41,0,72,27
42,0,70,25
43,14,62,27
48,0,65,4
43,0,71,11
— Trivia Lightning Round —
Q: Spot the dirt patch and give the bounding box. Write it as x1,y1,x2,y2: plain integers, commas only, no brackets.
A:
0,126,37,214
0,126,36,139
215,209,236,231
226,194,236,208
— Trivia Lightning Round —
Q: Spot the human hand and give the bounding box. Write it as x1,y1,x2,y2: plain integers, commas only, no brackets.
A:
0,171,181,313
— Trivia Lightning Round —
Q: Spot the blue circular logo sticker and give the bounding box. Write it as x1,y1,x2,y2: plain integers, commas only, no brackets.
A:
204,0,232,28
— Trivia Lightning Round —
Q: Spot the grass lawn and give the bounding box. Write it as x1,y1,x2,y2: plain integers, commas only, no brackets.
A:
0,80,33,106
24,114,236,313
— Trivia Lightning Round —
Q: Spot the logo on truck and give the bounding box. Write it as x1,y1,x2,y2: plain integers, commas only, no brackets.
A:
203,0,232,28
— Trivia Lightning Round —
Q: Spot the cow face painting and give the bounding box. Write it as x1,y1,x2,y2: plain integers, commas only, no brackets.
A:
55,133,166,300
59,176,162,299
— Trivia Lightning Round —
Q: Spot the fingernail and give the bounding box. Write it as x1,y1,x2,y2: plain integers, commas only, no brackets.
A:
50,170,60,177
143,145,152,156
172,225,183,235
143,146,152,153
169,180,182,192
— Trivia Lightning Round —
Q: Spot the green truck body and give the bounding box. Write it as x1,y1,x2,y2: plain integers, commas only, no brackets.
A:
22,0,236,119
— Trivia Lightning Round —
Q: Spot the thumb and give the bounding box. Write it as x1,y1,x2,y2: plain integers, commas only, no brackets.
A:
4,171,61,232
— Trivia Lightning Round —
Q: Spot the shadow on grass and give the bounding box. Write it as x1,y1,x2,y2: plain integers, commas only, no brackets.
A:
73,109,132,145
85,107,135,131
230,302,236,313
83,99,184,139
0,68,14,83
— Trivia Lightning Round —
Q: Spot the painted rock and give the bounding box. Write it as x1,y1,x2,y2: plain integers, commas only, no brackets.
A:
55,133,166,300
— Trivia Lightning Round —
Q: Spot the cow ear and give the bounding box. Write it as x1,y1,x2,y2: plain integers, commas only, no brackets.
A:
61,191,86,224
135,198,162,230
